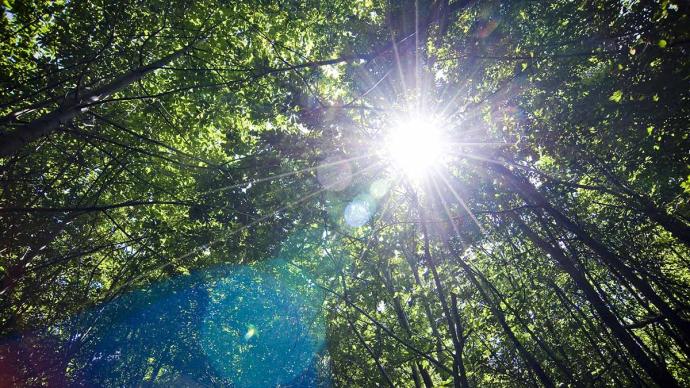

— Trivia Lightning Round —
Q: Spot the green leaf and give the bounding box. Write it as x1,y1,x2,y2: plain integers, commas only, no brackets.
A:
609,90,623,103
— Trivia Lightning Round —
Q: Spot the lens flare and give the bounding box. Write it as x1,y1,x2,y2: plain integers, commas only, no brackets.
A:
344,195,375,228
2,261,326,387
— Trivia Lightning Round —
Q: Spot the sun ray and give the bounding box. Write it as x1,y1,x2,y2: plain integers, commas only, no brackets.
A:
436,62,487,119
348,67,394,108
109,158,386,296
432,167,486,235
414,0,422,113
390,30,408,106
205,152,375,195
427,176,469,253
446,150,511,168
446,141,515,147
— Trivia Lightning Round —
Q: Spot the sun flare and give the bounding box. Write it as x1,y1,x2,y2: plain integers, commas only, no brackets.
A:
384,116,447,180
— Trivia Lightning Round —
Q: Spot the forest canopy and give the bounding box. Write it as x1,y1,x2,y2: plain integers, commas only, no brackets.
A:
1,0,689,386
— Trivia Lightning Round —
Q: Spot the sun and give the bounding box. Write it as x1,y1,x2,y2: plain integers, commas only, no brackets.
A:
384,115,447,180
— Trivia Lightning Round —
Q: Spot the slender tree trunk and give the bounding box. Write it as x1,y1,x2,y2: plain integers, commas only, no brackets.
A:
426,178,555,387
446,240,555,387
416,197,474,388
345,312,395,388
635,195,690,246
0,41,197,158
380,264,433,388
450,293,470,388
480,267,575,383
511,213,680,387
587,154,690,246
547,279,636,385
406,253,447,371
320,282,452,375
492,163,690,353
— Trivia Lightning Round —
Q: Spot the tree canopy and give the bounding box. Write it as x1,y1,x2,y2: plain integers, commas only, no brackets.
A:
1,0,689,386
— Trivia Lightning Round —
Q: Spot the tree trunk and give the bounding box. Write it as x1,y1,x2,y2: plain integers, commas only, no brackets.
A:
587,154,690,247
450,293,470,388
512,213,680,387
380,264,434,387
418,203,465,388
426,178,555,387
492,163,690,354
442,237,555,388
406,253,447,372
0,42,196,158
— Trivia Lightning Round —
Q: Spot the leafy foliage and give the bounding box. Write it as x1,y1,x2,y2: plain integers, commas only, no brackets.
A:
1,0,689,386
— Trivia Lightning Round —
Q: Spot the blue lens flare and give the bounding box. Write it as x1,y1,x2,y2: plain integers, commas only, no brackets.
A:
200,260,325,387
0,260,326,387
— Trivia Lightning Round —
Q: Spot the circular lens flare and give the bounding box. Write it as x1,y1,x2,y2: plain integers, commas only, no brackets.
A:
384,116,446,180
